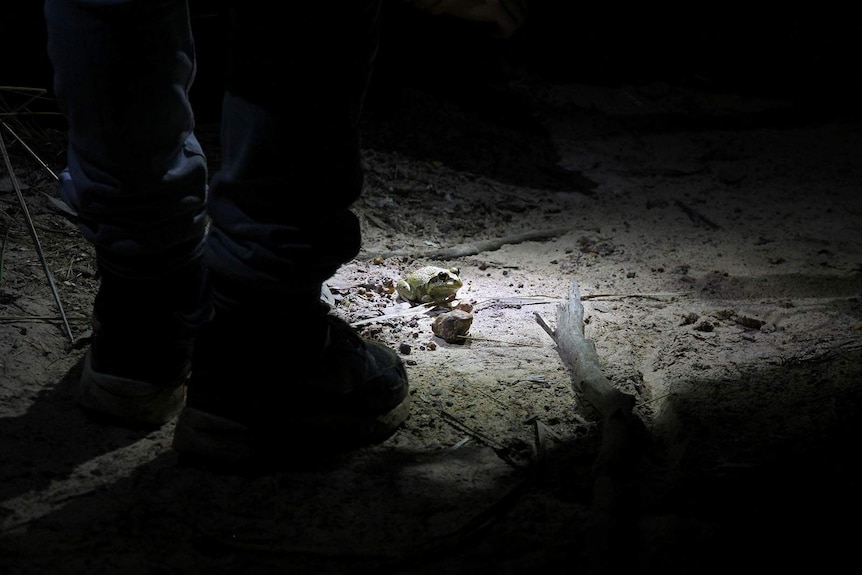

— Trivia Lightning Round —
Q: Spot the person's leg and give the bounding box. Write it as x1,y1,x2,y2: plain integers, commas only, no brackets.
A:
172,0,410,465
45,0,209,427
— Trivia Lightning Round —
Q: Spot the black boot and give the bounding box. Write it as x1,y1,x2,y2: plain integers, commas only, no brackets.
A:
78,255,210,428
172,293,410,468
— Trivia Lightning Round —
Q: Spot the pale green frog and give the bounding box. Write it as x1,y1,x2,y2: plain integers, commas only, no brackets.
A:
396,266,463,305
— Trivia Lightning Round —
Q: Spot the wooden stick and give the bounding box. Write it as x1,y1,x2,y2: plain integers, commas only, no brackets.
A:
541,279,635,417
536,278,642,573
359,227,573,261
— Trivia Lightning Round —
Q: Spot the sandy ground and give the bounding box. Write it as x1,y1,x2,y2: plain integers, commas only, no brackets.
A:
2,8,862,574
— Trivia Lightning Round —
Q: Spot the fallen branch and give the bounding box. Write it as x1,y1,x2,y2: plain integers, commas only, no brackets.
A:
359,227,572,261
674,199,721,230
535,278,642,574
0,315,89,323
539,283,635,417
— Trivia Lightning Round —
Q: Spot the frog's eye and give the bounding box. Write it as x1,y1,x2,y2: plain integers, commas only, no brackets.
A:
450,267,460,276
435,271,451,282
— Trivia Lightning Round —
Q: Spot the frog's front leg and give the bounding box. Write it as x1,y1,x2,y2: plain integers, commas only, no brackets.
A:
396,278,417,302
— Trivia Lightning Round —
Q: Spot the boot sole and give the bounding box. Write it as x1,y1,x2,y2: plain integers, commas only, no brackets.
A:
78,350,188,428
171,393,412,468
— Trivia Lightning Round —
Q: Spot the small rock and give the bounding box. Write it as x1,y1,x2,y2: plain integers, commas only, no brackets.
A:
432,309,473,343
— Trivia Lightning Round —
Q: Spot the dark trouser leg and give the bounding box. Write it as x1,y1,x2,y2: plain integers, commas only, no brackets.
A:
205,1,382,312
45,0,209,390
183,1,390,423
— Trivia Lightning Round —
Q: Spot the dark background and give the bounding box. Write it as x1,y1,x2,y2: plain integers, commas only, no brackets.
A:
4,2,862,121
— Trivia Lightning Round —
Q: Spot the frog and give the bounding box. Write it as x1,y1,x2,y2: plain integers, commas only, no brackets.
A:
396,266,463,305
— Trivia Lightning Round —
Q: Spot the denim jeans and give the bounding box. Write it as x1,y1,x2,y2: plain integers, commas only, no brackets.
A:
44,0,381,311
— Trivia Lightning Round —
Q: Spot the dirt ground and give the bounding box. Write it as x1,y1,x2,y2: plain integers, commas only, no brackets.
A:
2,8,862,575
